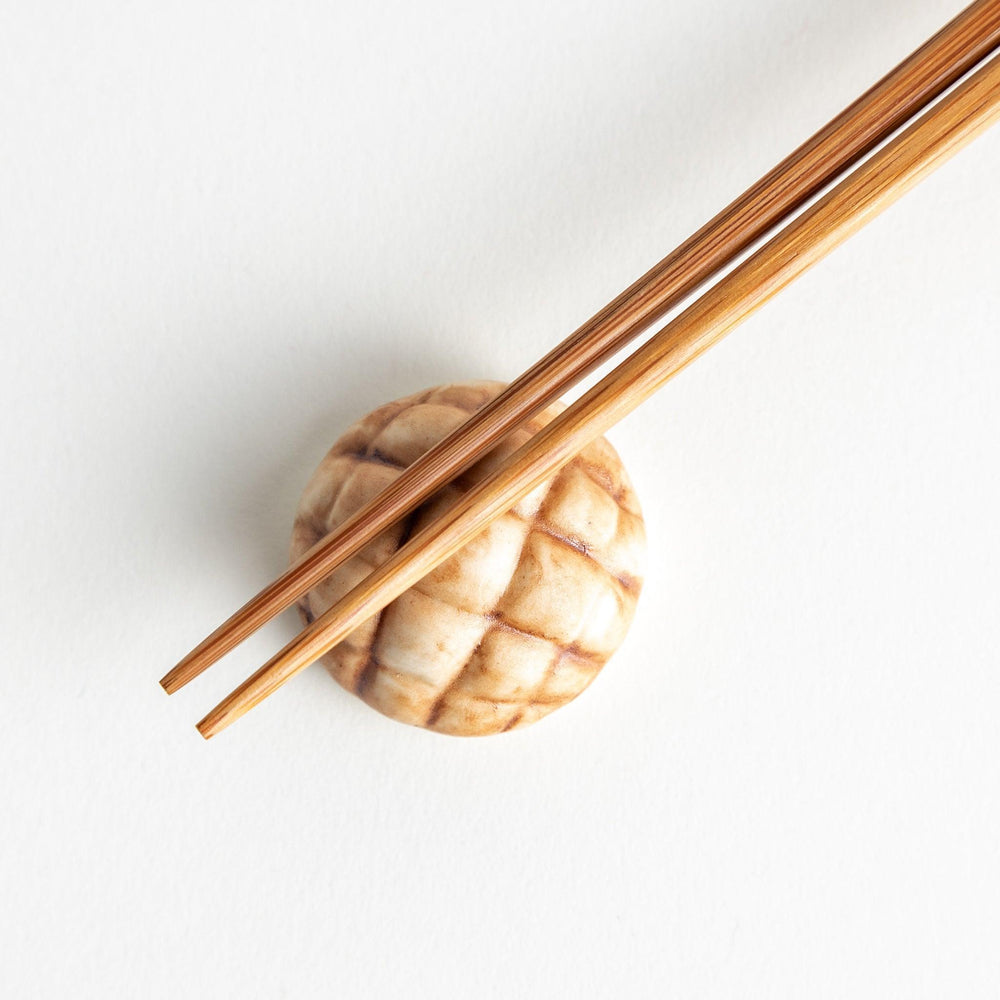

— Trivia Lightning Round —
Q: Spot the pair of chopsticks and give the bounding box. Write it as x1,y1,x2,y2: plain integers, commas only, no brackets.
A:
162,0,1000,738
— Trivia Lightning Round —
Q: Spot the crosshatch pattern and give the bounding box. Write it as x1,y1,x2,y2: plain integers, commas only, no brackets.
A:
291,381,646,735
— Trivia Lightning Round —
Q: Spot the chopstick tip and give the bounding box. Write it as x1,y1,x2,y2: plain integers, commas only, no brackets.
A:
196,707,229,740
159,667,183,695
160,650,204,694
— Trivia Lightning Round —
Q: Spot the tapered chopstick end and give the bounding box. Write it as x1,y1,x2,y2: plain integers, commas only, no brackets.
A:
196,703,234,740
195,719,216,740
159,664,186,695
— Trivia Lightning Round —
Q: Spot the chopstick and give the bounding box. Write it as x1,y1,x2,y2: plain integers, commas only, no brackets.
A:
196,51,1000,739
161,0,1000,697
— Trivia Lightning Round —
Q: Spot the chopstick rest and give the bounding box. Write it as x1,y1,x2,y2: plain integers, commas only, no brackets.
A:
290,381,646,735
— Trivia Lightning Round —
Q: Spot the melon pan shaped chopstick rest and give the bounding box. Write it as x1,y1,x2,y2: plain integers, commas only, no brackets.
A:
291,381,646,735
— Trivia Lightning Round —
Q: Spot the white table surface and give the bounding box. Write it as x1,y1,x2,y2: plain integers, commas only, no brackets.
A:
3,0,999,996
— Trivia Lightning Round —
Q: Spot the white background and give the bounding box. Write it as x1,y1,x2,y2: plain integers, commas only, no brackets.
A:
2,0,999,996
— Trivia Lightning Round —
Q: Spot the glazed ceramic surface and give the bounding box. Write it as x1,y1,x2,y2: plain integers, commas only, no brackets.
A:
291,381,646,735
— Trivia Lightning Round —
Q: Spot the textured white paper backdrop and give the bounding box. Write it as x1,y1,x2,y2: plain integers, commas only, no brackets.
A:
2,0,999,996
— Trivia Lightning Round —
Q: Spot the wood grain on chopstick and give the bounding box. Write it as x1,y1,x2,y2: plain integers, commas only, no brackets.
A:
196,52,1000,739
160,0,1000,696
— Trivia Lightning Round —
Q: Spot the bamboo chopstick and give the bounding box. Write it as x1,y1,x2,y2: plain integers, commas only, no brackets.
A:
196,51,1000,739
161,0,1000,697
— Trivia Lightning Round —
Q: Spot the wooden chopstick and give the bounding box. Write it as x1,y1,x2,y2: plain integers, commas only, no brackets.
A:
196,51,1000,739
160,0,1000,697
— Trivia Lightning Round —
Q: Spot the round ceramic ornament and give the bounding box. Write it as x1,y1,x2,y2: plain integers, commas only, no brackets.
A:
290,380,646,735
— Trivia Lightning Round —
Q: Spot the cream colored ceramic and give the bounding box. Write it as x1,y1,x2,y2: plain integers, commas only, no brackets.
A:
290,381,645,735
